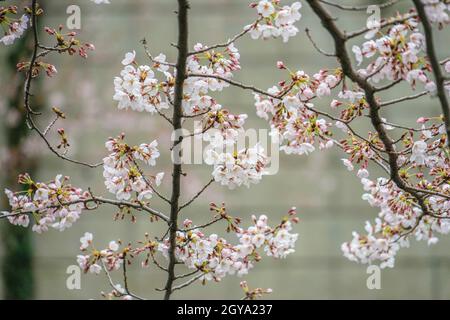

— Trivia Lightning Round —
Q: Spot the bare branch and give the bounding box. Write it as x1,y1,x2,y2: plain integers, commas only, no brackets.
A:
186,19,260,56
380,90,429,107
179,178,215,211
319,0,400,11
305,28,336,57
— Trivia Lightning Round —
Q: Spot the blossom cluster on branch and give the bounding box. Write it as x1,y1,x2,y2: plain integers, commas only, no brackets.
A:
103,134,164,202
4,174,89,233
77,206,299,284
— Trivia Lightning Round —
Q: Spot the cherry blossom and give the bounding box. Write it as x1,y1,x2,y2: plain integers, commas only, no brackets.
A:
206,143,270,189
77,233,123,274
156,207,299,281
353,16,437,92
3,174,89,233
422,0,449,25
254,66,340,156
103,134,163,201
247,1,302,42
113,59,172,113
0,7,29,46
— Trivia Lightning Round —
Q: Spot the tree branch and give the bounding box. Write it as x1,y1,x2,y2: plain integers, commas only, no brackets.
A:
412,0,450,147
163,0,190,301
23,0,102,168
306,0,432,223
0,195,170,223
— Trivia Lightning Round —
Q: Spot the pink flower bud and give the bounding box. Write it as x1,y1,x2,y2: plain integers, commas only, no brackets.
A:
416,117,429,124
44,27,55,35
277,61,286,69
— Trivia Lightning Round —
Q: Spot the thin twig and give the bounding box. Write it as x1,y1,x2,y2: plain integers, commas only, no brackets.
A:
319,0,400,11
380,90,429,107
179,178,215,211
305,28,336,57
186,19,260,56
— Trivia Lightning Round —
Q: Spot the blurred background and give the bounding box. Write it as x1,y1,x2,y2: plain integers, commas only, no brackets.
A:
1,0,450,299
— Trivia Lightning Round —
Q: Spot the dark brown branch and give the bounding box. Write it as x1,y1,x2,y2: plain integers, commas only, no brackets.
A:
164,0,190,301
0,195,170,223
412,0,450,147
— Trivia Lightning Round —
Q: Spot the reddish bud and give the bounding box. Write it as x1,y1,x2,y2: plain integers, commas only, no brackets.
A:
277,61,286,69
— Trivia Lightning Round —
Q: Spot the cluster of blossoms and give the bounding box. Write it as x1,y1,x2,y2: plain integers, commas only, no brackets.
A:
113,51,172,113
114,45,271,190
76,206,298,284
342,115,449,267
114,43,241,117
205,143,269,190
77,232,123,274
3,174,89,233
0,6,29,46
352,16,439,92
247,1,302,42
158,207,298,281
200,105,269,189
254,66,341,155
184,43,241,115
422,0,449,25
103,134,164,201
342,176,450,268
